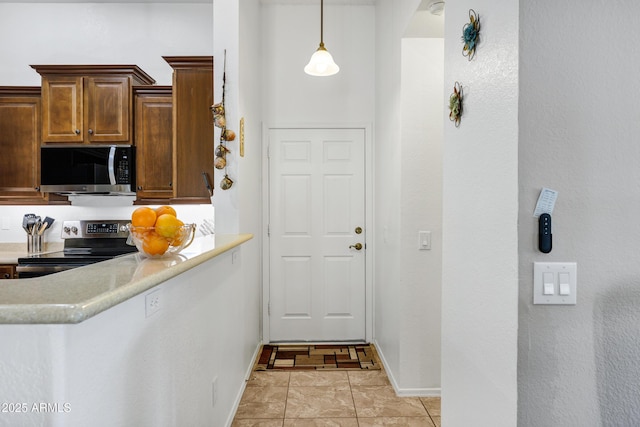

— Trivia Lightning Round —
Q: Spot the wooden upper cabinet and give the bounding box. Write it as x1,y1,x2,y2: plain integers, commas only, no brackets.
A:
0,87,47,203
163,56,214,203
42,76,83,142
31,65,155,144
134,86,173,201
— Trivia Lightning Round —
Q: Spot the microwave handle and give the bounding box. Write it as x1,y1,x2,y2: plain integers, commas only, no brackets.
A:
108,146,117,185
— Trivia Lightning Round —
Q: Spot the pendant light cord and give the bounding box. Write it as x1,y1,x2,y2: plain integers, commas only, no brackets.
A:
320,0,324,47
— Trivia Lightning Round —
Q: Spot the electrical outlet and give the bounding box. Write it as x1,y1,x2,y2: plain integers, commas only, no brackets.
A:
212,377,218,407
1,217,9,230
145,289,162,317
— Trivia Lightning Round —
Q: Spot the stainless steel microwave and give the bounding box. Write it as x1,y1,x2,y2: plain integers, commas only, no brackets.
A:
40,145,136,195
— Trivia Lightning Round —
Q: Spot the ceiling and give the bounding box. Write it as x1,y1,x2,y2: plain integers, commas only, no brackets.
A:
0,0,212,2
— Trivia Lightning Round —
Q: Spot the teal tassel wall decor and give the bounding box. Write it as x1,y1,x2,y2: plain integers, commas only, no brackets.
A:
462,9,480,60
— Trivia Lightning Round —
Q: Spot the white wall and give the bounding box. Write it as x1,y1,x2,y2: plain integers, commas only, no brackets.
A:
0,204,214,245
0,247,257,427
260,2,375,125
442,0,519,425
519,1,640,425
373,0,420,389
0,3,213,86
398,37,443,392
374,0,450,395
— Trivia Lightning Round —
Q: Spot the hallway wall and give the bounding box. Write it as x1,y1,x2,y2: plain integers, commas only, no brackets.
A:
519,1,640,424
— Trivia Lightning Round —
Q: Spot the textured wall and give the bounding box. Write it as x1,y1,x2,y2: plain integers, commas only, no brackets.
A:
519,1,640,425
442,0,519,425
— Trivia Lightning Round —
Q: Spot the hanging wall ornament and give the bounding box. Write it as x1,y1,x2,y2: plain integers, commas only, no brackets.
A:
220,174,234,190
215,144,230,158
210,49,236,191
214,156,227,170
221,129,236,141
462,9,480,60
449,81,463,127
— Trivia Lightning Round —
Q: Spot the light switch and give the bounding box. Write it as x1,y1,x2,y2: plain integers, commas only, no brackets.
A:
558,272,570,295
543,272,555,295
533,262,577,305
418,231,431,250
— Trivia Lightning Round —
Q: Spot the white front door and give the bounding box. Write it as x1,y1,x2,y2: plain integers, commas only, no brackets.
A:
268,128,366,342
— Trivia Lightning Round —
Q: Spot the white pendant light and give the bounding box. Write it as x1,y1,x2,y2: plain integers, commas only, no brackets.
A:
304,0,339,76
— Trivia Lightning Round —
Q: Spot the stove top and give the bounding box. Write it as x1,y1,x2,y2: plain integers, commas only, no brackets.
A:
17,220,137,276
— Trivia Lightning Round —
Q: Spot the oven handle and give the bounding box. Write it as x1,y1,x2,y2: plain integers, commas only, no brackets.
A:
108,146,117,185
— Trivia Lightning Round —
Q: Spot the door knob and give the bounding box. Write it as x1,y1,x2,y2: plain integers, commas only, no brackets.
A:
349,243,363,250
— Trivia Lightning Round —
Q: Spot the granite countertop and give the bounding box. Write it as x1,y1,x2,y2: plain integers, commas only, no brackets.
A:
0,242,63,264
0,234,252,325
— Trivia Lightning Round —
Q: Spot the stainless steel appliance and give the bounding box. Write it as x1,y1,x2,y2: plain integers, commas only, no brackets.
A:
16,220,137,278
40,145,135,194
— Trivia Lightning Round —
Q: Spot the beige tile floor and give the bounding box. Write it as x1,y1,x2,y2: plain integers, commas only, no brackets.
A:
232,369,441,426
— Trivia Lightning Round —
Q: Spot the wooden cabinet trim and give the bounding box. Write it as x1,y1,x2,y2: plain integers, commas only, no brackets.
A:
0,87,41,96
162,56,213,70
30,65,155,85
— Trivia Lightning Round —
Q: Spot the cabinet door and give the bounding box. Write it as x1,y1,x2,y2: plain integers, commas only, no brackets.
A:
41,76,84,143
135,94,173,200
167,57,214,203
86,76,130,143
0,95,46,203
0,265,16,280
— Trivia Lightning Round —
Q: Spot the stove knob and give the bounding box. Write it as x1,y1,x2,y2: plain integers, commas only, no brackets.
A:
63,226,70,234
71,226,78,235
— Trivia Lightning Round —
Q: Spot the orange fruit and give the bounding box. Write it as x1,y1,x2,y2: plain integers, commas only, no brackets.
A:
155,214,184,239
130,225,151,240
142,231,170,256
171,226,189,246
131,207,157,227
155,205,177,218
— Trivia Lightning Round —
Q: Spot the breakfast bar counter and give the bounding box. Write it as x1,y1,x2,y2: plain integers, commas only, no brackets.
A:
0,233,252,324
0,232,259,427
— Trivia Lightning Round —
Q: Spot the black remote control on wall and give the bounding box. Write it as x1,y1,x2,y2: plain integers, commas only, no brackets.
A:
538,213,552,253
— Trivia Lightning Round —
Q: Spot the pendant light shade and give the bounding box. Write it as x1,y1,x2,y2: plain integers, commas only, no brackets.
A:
304,0,339,76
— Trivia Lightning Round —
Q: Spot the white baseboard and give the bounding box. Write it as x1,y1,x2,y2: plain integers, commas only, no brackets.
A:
373,339,442,397
224,341,263,427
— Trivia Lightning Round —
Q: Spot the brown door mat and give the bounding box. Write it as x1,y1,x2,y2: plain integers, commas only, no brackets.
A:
254,343,382,371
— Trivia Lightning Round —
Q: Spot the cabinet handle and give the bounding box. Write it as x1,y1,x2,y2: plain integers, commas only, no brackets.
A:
75,129,80,135
88,129,94,135
3,273,10,279
137,186,142,190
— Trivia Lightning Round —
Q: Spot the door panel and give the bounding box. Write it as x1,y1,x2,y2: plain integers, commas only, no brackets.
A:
269,128,366,342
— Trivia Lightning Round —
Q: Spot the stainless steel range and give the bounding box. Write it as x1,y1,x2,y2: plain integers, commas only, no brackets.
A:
16,220,137,278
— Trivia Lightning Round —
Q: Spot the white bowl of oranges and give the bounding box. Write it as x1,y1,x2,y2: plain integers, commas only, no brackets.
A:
127,206,196,258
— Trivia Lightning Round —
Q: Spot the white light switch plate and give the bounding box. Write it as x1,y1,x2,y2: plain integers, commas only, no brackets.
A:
533,262,577,305
418,231,431,250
